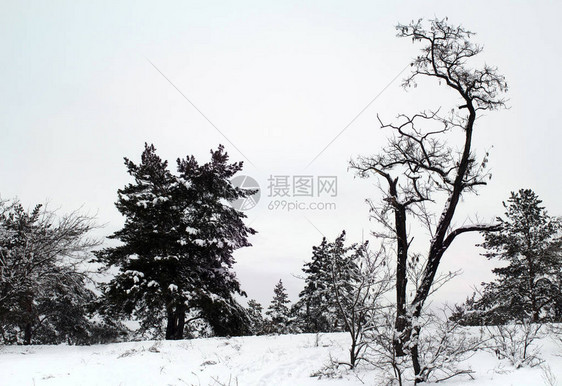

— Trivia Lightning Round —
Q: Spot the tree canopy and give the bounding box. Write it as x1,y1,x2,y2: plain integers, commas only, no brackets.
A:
478,189,562,323
0,199,100,344
96,144,256,339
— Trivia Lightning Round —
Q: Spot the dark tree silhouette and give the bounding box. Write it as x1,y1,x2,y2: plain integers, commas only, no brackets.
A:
293,231,354,333
479,189,562,323
246,299,265,335
96,144,255,340
265,280,291,334
351,18,507,383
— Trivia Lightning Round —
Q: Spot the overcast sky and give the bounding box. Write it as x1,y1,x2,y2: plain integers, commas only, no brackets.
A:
2,1,561,308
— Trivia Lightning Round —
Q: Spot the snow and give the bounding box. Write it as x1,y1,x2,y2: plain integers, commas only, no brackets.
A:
2,330,562,385
185,226,198,235
124,270,144,279
152,197,169,205
136,200,148,208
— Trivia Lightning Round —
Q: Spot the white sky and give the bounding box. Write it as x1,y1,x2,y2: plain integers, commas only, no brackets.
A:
2,1,562,309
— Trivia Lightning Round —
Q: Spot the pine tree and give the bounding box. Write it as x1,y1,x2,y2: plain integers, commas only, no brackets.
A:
478,189,562,323
265,280,291,334
293,237,331,333
246,299,264,335
294,231,355,333
96,144,256,339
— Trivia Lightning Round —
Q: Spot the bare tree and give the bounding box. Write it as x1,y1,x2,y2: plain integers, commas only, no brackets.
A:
351,18,507,383
484,320,544,369
331,242,392,369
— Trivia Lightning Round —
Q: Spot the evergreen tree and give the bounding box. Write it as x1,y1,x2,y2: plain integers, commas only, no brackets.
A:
477,189,562,323
265,280,291,334
246,299,264,335
448,293,484,326
293,237,332,333
0,199,100,345
293,231,356,333
96,144,256,339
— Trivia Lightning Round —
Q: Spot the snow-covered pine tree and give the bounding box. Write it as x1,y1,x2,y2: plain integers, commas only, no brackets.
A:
293,236,331,333
294,231,354,333
96,144,255,339
95,143,180,338
0,199,99,345
175,145,255,338
265,280,291,334
246,299,264,335
476,189,562,323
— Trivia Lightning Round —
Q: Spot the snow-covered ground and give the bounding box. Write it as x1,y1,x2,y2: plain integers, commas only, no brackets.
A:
1,331,561,385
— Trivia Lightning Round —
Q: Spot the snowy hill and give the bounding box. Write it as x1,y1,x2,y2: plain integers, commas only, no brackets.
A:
1,331,561,385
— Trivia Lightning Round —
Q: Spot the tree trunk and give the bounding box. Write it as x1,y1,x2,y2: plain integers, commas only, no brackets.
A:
175,304,186,339
165,304,186,340
349,337,357,369
23,322,32,345
402,107,477,376
530,290,539,322
411,327,423,384
165,307,175,340
394,203,409,357
23,294,34,345
528,258,539,323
